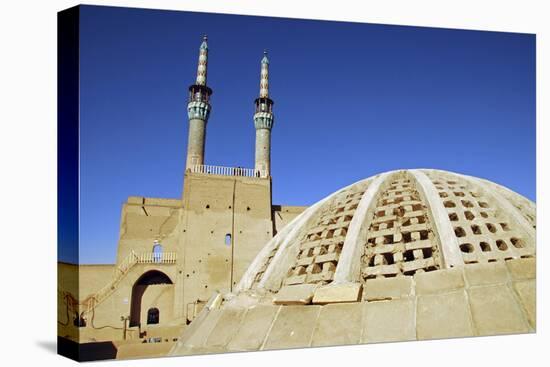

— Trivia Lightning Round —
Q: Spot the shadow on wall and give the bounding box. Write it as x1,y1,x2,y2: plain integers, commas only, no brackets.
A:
57,336,117,361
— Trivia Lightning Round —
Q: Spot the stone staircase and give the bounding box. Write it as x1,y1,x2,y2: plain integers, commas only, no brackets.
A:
80,251,177,317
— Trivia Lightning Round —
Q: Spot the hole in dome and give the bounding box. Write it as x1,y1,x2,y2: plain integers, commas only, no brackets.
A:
478,201,489,208
403,232,412,243
470,191,481,198
454,227,466,237
439,192,448,198
419,230,429,240
447,180,457,185
449,213,458,221
461,200,474,208
311,264,322,274
486,223,497,233
383,253,394,265
444,201,456,208
496,240,508,251
500,223,510,231
403,250,415,261
471,225,482,235
480,242,491,252
480,212,489,218
510,238,525,248
422,247,433,258
464,211,475,220
454,192,465,197
460,243,474,253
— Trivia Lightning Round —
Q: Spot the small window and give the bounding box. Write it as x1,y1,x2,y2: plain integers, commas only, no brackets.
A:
225,234,232,246
147,308,159,325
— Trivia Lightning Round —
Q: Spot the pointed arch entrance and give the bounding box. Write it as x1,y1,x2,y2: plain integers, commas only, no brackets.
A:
129,270,173,327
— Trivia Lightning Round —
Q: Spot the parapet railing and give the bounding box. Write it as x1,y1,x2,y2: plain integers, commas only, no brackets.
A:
83,251,177,315
189,164,268,178
134,251,177,264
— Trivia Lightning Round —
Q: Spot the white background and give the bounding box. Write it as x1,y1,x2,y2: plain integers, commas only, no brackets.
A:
0,0,547,366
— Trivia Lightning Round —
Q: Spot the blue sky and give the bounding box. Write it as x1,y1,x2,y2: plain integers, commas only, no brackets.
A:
68,5,535,264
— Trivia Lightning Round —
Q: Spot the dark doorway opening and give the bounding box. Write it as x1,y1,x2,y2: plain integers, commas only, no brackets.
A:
147,307,160,324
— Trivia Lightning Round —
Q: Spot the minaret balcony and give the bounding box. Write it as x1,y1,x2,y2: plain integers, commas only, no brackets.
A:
187,100,211,120
254,112,274,130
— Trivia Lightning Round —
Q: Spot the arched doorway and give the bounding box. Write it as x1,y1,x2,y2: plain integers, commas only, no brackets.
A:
152,243,163,263
129,270,173,327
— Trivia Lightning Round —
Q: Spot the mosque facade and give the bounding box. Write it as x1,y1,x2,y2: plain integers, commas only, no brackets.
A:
57,36,306,354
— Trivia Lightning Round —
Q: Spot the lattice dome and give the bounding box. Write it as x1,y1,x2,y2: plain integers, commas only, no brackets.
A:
237,169,535,296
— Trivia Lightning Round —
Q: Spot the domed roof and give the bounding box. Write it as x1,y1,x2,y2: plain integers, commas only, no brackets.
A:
171,169,536,355
237,169,535,295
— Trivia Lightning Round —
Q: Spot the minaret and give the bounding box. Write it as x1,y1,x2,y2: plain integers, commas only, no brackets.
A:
253,51,274,177
185,35,212,170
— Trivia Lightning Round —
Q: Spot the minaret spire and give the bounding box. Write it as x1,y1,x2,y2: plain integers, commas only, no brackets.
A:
195,35,208,86
259,50,269,98
254,50,274,178
185,35,213,170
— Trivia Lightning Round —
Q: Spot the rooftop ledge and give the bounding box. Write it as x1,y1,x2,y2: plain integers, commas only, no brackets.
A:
188,164,268,178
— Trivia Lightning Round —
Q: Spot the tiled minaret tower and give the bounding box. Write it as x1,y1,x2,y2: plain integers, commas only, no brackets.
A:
254,51,274,177
186,35,212,169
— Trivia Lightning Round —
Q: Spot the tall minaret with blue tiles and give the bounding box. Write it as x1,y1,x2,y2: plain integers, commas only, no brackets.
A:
185,35,212,169
254,51,274,177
